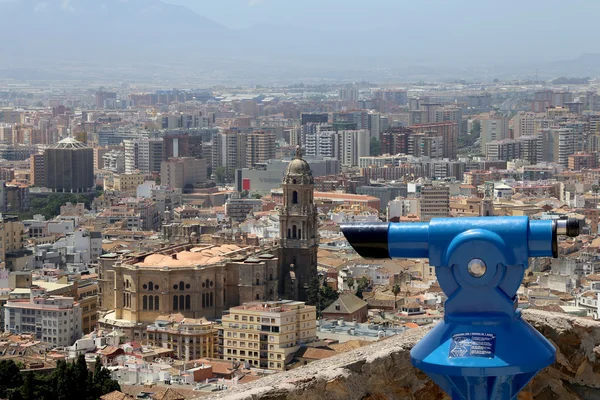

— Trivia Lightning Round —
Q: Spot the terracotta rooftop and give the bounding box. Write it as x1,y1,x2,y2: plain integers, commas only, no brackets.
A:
100,391,134,400
151,388,185,400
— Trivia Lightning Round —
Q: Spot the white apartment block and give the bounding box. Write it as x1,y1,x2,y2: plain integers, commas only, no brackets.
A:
4,290,82,346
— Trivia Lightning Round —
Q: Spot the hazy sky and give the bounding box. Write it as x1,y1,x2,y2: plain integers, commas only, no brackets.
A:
164,0,600,35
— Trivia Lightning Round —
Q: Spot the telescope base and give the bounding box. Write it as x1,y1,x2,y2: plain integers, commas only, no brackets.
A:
410,312,555,400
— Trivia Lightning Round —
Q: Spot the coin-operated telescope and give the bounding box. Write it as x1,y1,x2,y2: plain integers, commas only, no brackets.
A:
341,217,581,400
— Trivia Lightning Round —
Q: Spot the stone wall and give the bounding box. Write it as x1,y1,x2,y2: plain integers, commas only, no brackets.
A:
208,310,600,400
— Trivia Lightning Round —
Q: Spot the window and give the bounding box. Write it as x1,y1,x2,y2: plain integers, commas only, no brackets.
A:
292,225,297,238
179,295,184,310
149,295,154,310
155,296,159,310
256,293,260,300
173,296,178,311
292,191,298,204
179,281,184,291
149,281,153,291
287,229,291,239
143,296,147,310
185,295,191,310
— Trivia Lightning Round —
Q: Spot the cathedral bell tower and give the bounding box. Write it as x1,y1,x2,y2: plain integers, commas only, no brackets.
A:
278,146,318,301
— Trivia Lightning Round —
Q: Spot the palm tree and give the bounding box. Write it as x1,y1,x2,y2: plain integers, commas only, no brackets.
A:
392,284,401,310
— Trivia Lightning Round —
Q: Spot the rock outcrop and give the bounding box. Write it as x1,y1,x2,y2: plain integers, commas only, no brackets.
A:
208,310,600,400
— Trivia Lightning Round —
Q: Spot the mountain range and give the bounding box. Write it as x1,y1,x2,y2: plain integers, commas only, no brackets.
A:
1,0,599,83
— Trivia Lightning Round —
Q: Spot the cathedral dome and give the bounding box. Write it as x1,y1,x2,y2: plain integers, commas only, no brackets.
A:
285,146,312,177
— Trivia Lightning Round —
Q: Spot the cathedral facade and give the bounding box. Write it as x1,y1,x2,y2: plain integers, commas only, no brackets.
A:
277,146,319,301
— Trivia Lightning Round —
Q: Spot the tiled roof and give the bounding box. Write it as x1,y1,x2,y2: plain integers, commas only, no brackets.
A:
100,391,134,400
322,293,367,315
295,347,337,360
151,388,185,400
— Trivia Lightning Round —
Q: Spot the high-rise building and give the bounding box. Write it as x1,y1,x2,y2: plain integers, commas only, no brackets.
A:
380,127,412,156
0,214,24,265
420,184,450,222
568,153,597,171
246,131,276,168
485,139,522,161
301,113,328,125
162,134,203,160
339,129,370,166
124,138,163,174
211,130,247,176
511,112,537,139
161,157,208,189
408,134,444,159
480,115,509,154
558,128,576,168
30,154,44,187
518,135,543,165
410,122,458,159
44,137,94,193
339,88,359,102
95,91,117,109
278,147,318,301
434,107,463,134
221,300,317,370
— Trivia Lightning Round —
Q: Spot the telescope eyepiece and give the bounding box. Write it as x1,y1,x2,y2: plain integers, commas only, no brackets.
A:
555,218,581,238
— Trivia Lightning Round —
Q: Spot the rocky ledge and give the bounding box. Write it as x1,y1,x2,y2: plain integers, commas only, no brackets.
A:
208,310,600,400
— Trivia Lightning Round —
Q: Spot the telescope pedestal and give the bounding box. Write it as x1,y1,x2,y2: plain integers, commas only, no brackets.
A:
410,310,555,400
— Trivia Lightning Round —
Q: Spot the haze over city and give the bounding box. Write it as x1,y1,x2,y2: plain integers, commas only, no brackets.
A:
1,2,600,400
3,0,600,83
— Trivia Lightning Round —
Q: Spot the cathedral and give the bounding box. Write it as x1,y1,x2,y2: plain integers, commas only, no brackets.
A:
277,146,319,301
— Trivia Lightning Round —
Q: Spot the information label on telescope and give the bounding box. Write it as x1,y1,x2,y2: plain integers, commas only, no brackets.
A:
449,332,496,358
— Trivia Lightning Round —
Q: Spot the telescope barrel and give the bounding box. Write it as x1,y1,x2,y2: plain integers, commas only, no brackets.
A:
340,222,430,259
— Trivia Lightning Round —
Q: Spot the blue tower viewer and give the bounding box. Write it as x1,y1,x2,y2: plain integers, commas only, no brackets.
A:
341,216,581,400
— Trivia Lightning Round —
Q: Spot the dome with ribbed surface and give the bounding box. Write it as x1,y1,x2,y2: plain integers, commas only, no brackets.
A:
51,137,88,149
285,146,312,176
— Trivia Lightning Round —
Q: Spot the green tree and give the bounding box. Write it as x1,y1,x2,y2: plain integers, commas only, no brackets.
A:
240,190,249,198
369,136,381,156
54,360,75,400
346,277,354,291
20,373,34,400
214,166,227,184
392,284,401,310
73,355,89,399
0,360,24,398
90,357,120,398
307,277,321,308
320,285,339,312
355,276,370,299
471,119,481,136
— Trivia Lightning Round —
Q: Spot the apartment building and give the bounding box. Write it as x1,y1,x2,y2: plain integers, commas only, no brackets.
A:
4,289,82,346
221,300,317,370
0,214,25,265
246,130,276,168
109,173,146,192
146,314,218,361
420,184,450,222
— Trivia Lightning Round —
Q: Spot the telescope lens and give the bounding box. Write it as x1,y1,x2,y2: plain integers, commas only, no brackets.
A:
467,258,487,278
